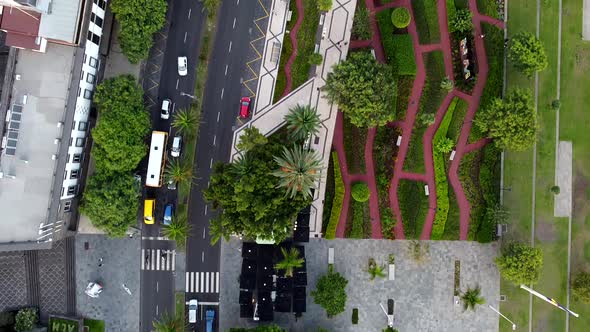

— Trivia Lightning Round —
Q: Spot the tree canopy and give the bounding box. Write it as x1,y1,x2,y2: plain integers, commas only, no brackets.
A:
110,0,168,63
495,242,543,285
508,31,549,77
475,88,537,151
229,325,284,332
323,52,397,128
204,137,311,243
449,9,473,34
391,7,411,29
572,272,590,304
311,266,348,317
237,127,268,152
92,75,150,173
272,145,323,199
80,172,140,237
317,0,333,11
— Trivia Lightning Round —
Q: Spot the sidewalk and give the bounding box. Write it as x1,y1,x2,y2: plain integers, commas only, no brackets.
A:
231,0,358,237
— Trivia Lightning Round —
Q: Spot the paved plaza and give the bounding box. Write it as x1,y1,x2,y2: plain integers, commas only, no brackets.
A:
75,234,140,331
220,238,501,331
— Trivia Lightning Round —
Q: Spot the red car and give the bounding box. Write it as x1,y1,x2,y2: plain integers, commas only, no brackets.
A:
240,97,251,118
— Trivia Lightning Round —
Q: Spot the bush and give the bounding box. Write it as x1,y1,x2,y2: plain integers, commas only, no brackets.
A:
551,185,560,195
317,0,332,11
351,182,370,202
352,5,371,40
496,243,543,285
508,31,549,77
411,0,440,44
14,308,37,332
449,9,473,34
377,10,416,74
308,53,323,65
352,308,359,324
551,99,561,111
311,266,348,317
391,7,411,28
440,76,454,91
325,152,344,239
572,272,590,304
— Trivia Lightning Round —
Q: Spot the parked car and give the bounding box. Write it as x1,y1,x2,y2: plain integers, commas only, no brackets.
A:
85,282,103,298
143,199,155,225
163,204,173,225
171,135,182,157
188,299,198,323
161,98,172,119
178,56,188,76
167,179,177,190
239,97,251,118
206,309,215,332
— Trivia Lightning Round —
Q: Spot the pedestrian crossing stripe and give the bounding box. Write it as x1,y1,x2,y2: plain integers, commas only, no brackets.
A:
141,249,176,271
185,272,220,293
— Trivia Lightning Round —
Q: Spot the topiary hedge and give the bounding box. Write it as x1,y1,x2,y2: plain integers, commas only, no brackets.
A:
325,152,344,239
351,182,370,202
391,7,411,29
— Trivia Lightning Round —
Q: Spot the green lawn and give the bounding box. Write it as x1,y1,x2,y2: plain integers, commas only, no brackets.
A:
398,179,429,238
175,291,185,321
83,319,105,332
411,0,441,44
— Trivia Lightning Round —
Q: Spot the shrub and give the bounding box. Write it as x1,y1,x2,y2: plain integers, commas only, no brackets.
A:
317,0,332,11
435,137,454,153
352,5,371,40
349,201,366,238
411,0,440,44
14,308,37,332
551,185,560,195
496,243,543,285
391,7,411,29
508,31,549,77
572,272,590,304
0,311,14,327
352,308,359,324
311,266,348,317
325,152,344,239
392,34,417,75
551,99,561,111
418,113,436,127
440,76,454,91
449,9,473,34
351,182,370,202
308,53,323,65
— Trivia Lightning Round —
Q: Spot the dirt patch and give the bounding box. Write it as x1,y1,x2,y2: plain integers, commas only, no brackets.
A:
535,220,557,242
575,46,590,72
572,166,590,220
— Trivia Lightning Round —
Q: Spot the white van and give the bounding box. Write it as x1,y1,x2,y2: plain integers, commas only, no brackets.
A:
188,299,198,323
171,135,182,157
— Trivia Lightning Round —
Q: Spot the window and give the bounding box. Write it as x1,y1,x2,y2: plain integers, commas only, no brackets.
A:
67,186,77,195
63,201,72,212
86,73,95,84
94,0,106,10
78,88,81,97
83,89,92,99
78,121,88,131
91,13,104,28
70,169,79,179
73,154,82,163
87,31,100,45
80,69,84,80
89,56,98,68
75,137,85,147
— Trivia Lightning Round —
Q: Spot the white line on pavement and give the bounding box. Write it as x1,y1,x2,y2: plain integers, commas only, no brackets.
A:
217,112,220,122
176,79,179,90
210,158,213,169
188,8,191,19
171,251,176,270
228,41,232,53
237,0,239,5
233,18,236,29
141,249,145,270
156,249,161,270
220,88,224,100
156,282,159,293
204,205,208,215
225,64,228,76
216,272,220,293
156,305,158,315
195,272,199,292
213,134,216,146
202,252,205,262
184,32,188,43
200,272,204,292
185,272,189,292
206,272,210,293
203,227,206,239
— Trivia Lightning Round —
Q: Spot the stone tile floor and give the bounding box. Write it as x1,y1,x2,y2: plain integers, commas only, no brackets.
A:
220,238,500,332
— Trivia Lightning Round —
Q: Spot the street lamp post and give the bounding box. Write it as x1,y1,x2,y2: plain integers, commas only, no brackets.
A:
488,305,516,330
520,285,580,317
180,91,198,100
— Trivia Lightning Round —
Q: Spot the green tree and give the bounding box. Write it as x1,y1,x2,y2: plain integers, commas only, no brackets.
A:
572,272,590,304
275,247,305,277
382,328,399,332
475,89,538,151
172,108,200,138
204,140,311,243
418,113,435,127
237,127,268,152
165,159,193,186
284,104,321,141
309,53,324,66
435,137,454,153
14,308,37,332
311,266,348,317
391,7,411,29
496,242,543,285
317,0,332,11
323,52,397,127
162,215,192,247
440,76,454,91
508,31,549,77
110,0,167,63
229,325,284,332
80,172,140,237
485,203,509,225
272,145,323,199
203,0,220,18
352,6,371,40
351,182,370,202
152,312,185,332
92,75,150,173
367,258,386,280
460,285,485,311
449,9,473,34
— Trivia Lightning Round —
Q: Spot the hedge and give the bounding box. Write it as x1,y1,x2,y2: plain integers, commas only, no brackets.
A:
325,152,345,239
411,0,440,44
349,201,365,238
398,180,429,238
391,7,411,28
446,0,457,31
392,34,417,75
351,182,370,202
431,97,458,239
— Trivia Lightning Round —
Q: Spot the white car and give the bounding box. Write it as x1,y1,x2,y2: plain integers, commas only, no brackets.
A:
178,56,188,76
161,99,172,120
188,299,198,323
85,282,103,298
171,135,182,158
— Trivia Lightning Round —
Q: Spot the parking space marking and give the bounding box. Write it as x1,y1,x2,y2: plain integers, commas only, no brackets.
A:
225,64,228,76
205,272,210,293
184,32,188,43
228,41,232,53
233,17,237,29
204,205,208,215
215,272,220,293
186,272,190,292
241,0,269,98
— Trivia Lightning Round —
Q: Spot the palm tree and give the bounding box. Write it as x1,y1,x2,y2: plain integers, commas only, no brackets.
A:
172,108,199,138
165,159,193,186
272,145,323,199
284,104,321,141
209,216,230,245
231,153,253,177
460,285,485,311
152,312,185,332
162,214,192,247
367,258,386,280
275,247,305,277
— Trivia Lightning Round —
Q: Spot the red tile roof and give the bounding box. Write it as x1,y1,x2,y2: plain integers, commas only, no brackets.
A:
0,6,41,36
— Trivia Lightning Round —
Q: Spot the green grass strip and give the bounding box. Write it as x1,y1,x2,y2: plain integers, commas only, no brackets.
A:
325,152,344,239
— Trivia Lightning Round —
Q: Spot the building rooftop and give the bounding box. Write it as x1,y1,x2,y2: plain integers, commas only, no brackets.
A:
38,0,83,44
0,43,74,244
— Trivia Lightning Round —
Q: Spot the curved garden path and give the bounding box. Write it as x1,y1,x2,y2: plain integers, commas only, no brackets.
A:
281,0,304,97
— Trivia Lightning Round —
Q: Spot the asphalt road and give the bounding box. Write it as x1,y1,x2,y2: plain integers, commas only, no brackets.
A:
140,0,206,331
185,0,270,330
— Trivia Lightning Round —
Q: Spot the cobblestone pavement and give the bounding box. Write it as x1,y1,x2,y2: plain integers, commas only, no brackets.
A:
0,251,27,312
75,234,140,331
220,238,500,332
38,240,67,320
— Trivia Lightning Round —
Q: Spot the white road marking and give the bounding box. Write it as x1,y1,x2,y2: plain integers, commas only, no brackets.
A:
215,272,220,293
156,305,159,315
213,134,216,146
151,249,156,270
210,158,213,169
200,272,204,292
228,41,232,53
225,64,228,76
188,8,191,19
237,0,239,5
185,272,189,292
184,32,188,43
220,88,224,99
176,79,179,90
217,112,220,122
141,249,145,270
156,282,159,292
156,249,161,270
202,252,205,262
204,205,208,215
203,227,206,239
205,273,210,293
171,251,175,270
195,272,199,292
207,180,210,187
233,18,236,29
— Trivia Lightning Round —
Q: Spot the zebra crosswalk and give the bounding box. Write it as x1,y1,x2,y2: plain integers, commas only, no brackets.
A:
185,272,220,294
141,249,176,271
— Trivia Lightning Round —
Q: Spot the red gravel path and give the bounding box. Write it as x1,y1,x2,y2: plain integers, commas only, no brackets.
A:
281,0,304,97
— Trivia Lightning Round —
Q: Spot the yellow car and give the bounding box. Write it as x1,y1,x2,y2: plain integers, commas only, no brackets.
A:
144,199,155,224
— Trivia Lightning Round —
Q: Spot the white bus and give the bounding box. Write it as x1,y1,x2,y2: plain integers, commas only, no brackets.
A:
146,131,168,187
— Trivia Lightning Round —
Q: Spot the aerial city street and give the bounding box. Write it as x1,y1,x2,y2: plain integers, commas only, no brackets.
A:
0,0,589,331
